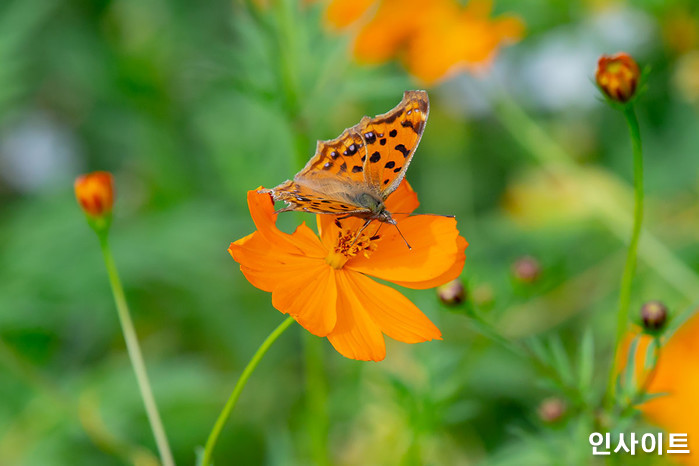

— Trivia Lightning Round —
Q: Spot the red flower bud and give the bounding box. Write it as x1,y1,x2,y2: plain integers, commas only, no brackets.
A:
596,52,641,103
538,397,566,423
512,256,541,283
74,171,114,218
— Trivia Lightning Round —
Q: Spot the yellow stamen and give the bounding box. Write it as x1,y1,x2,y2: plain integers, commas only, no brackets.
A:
325,228,380,269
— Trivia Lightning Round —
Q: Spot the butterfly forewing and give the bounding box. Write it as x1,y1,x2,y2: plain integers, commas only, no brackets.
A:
360,90,429,199
265,90,429,217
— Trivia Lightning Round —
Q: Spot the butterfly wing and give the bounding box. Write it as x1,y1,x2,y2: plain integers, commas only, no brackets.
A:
265,90,429,214
264,128,372,214
358,90,429,200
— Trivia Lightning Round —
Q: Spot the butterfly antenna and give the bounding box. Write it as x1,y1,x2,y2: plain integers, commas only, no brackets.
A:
391,212,455,218
391,221,412,250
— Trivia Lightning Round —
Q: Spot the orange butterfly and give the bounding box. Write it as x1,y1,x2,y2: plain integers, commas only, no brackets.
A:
262,90,430,247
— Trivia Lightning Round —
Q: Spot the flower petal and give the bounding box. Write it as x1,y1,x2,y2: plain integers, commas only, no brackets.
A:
346,215,467,289
325,0,375,29
347,272,442,343
271,262,338,337
328,271,386,361
391,235,467,289
247,188,326,256
384,179,419,219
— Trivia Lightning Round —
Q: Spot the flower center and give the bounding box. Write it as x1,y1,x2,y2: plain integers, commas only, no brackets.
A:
325,227,381,269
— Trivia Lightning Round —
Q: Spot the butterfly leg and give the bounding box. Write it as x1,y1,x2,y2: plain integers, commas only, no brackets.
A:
370,222,382,239
350,218,374,246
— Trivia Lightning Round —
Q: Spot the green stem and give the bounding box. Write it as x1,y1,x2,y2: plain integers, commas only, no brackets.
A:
99,237,175,466
302,333,330,465
201,316,295,466
605,106,644,407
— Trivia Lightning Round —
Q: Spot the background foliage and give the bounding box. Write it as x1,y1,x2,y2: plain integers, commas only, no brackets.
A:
1,0,698,464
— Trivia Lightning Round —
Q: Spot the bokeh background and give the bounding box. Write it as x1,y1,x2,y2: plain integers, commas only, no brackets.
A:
1,0,698,464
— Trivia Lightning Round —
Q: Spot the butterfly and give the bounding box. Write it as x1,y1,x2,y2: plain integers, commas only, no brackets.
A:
262,90,430,247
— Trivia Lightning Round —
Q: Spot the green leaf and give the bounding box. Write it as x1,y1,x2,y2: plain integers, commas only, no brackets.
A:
548,335,573,387
643,337,660,372
578,327,594,393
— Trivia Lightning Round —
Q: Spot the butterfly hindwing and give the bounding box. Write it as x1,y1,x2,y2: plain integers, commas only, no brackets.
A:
360,90,429,199
265,179,369,214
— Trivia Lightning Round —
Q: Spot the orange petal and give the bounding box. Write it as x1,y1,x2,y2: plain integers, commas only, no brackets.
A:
633,311,699,444
347,272,442,343
346,215,467,289
385,179,419,219
391,235,468,289
247,188,326,256
327,271,386,361
271,262,338,337
352,0,419,63
325,0,375,29
229,233,299,291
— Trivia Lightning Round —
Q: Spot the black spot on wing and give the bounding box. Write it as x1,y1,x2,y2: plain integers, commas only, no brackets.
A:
364,132,376,144
389,129,397,137
395,144,410,157
352,165,363,173
401,120,416,132
370,151,381,163
384,161,395,169
380,138,387,146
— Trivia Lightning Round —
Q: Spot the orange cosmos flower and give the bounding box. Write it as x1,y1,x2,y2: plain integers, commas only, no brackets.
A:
596,52,641,104
228,181,468,361
325,0,524,84
620,310,699,463
74,171,114,218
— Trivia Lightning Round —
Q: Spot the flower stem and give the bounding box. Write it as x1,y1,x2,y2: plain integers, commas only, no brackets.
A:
99,237,175,466
201,316,295,466
605,105,644,407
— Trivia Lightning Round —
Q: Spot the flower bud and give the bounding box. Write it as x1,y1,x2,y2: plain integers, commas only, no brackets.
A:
595,53,641,103
538,397,566,423
437,279,465,306
512,256,540,283
74,171,114,218
641,300,668,331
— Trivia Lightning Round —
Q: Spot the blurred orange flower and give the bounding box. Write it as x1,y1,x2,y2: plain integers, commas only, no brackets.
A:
74,171,114,218
622,311,699,464
229,181,468,361
325,0,524,84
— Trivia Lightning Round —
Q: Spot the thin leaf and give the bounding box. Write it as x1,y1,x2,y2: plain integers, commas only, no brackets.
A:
548,335,573,387
578,327,594,393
